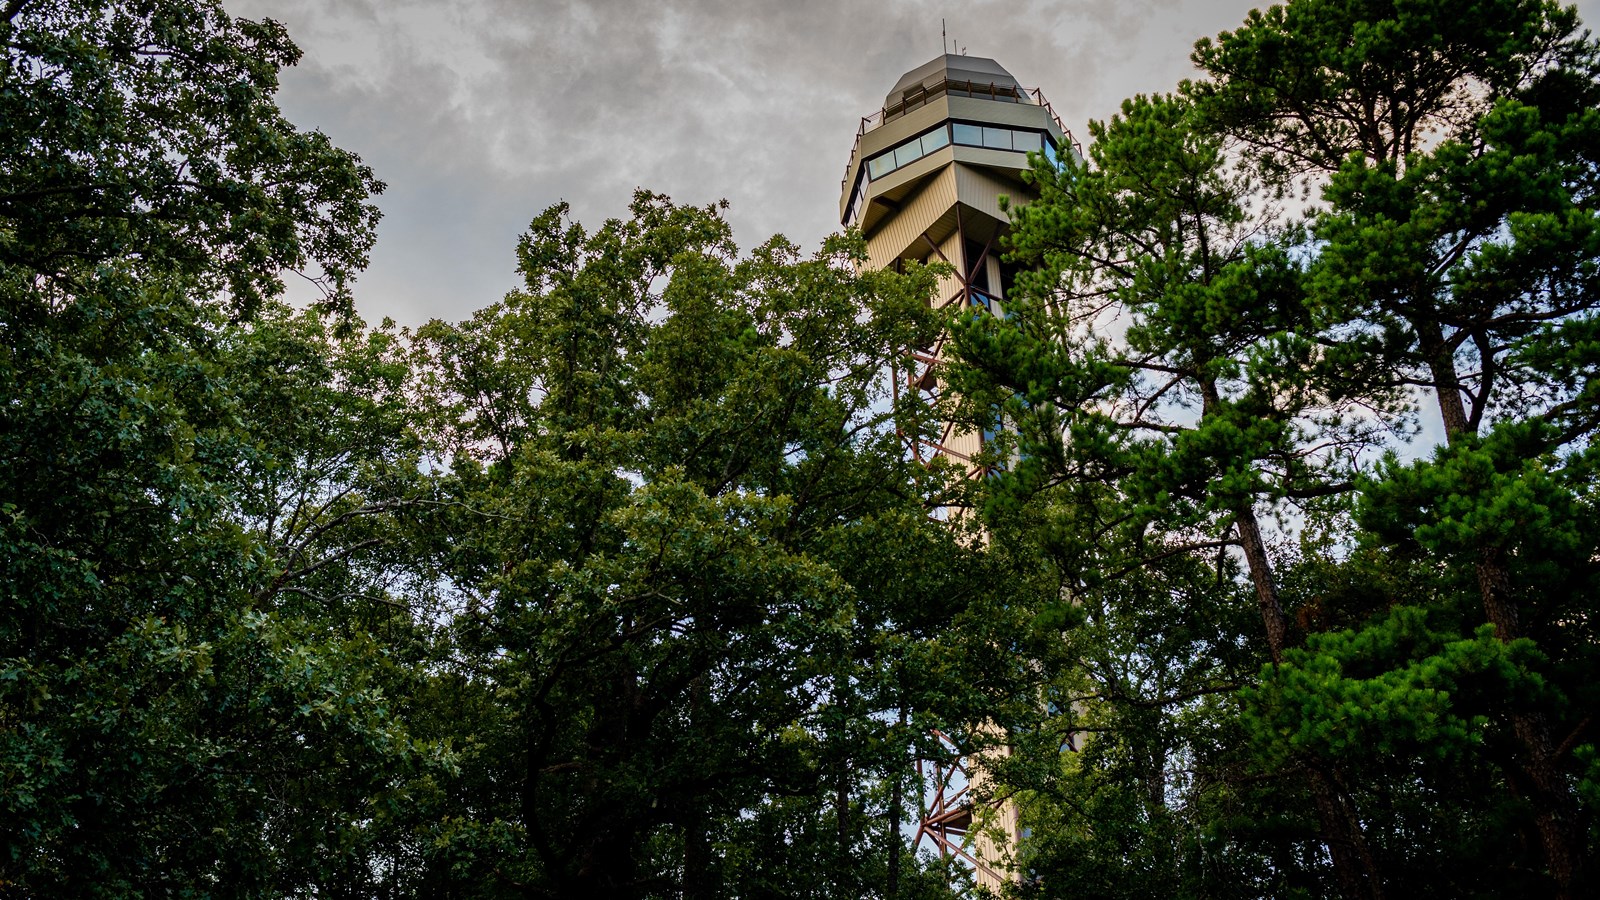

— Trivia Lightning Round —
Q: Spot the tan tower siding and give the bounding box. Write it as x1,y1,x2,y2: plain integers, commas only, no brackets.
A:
863,163,1029,273
952,162,1021,224
865,167,959,270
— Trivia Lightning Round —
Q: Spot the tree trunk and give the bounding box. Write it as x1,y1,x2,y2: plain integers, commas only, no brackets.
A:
1238,505,1384,900
1306,762,1385,900
1234,499,1384,900
1199,378,1383,898
888,706,906,899
1233,504,1289,665
830,684,853,892
1416,319,1470,442
685,673,714,900
1419,328,1584,897
1476,548,1582,898
836,766,851,874
567,827,637,900
684,816,712,900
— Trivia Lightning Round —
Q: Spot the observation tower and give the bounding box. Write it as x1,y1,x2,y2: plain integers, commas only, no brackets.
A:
839,54,1076,889
840,53,1074,466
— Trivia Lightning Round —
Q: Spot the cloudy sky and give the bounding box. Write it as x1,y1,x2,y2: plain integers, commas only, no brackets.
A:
224,0,1600,326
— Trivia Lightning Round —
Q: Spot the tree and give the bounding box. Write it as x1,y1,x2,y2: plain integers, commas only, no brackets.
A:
407,193,1057,898
1,1,434,894
1192,1,1600,893
1,0,381,315
945,92,1390,898
945,1,1600,896
978,487,1280,899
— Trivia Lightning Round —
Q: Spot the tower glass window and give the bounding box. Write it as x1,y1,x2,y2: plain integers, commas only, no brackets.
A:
858,123,1057,198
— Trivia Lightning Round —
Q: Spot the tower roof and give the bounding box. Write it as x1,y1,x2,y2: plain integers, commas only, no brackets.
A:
885,54,1021,106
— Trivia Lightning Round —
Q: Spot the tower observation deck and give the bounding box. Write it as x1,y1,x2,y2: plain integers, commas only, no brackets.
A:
839,54,1078,889
840,53,1075,468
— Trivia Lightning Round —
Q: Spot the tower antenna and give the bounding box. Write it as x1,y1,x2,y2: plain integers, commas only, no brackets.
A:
942,19,947,54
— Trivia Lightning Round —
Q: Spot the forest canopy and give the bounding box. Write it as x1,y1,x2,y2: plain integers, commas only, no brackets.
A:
2,0,1598,898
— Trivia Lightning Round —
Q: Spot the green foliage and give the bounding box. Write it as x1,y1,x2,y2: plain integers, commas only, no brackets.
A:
8,0,1599,896
1248,607,1533,762
947,86,1388,898
0,0,383,316
407,194,1052,897
947,1,1600,897
1,2,430,895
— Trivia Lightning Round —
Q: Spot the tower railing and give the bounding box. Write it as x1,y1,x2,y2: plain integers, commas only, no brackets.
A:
840,82,1079,195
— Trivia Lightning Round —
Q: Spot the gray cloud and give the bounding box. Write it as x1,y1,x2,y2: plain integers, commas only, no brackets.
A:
225,0,1600,326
